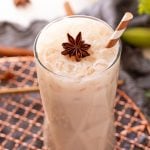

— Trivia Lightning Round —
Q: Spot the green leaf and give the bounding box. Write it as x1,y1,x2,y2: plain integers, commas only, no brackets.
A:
138,0,150,15
122,28,150,48
145,90,150,98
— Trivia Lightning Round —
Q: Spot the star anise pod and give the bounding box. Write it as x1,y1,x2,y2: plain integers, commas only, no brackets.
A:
61,32,91,62
14,0,30,7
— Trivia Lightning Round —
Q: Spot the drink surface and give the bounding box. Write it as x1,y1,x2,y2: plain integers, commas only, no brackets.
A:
36,16,119,80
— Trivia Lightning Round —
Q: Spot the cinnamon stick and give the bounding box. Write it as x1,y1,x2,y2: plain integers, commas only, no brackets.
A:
0,86,39,94
14,0,30,7
64,1,74,16
0,46,33,57
117,80,125,86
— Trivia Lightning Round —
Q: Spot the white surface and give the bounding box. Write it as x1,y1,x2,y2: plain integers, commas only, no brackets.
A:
0,0,97,27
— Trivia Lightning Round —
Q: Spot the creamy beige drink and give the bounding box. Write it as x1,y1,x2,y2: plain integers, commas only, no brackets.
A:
34,16,120,150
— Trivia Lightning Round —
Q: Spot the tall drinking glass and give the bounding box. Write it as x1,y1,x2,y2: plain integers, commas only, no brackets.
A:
34,15,121,150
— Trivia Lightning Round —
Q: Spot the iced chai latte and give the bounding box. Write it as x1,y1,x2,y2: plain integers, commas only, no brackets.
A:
34,16,120,150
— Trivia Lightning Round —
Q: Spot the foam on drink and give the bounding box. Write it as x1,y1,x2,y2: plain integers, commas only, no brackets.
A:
36,16,119,80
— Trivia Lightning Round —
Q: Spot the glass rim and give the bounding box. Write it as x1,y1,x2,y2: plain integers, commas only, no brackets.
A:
34,15,122,80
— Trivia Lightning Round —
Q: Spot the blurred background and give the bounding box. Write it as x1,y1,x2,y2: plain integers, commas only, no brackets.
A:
0,0,150,149
0,0,97,27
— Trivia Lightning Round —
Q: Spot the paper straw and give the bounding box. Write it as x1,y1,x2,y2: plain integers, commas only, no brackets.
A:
106,12,133,48
64,1,74,16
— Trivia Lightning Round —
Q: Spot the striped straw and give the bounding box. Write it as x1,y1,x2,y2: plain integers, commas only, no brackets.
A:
106,12,133,48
